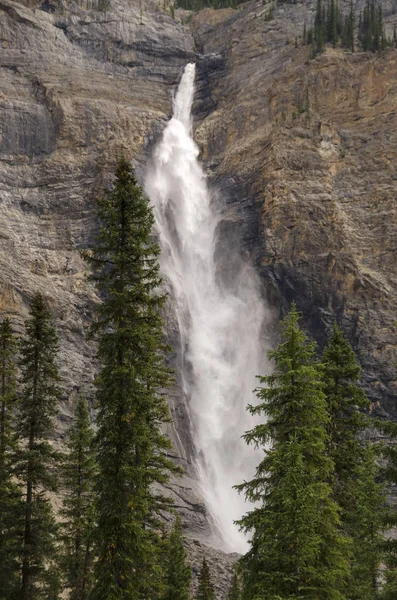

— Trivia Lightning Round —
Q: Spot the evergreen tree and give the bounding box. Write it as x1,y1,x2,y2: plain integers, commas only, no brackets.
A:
342,0,355,52
327,0,338,47
15,292,61,600
321,324,370,504
381,571,397,600
226,571,241,600
322,324,385,598
314,0,325,53
84,157,180,600
0,318,17,464
236,305,350,600
335,0,343,37
60,395,96,600
303,22,307,44
0,318,22,599
346,444,385,599
196,558,215,600
374,418,397,598
359,1,386,52
162,515,191,600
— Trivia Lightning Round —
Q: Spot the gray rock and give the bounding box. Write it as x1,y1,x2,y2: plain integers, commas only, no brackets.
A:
2,0,397,594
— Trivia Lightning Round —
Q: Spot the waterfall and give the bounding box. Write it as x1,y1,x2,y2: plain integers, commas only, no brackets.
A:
145,63,268,553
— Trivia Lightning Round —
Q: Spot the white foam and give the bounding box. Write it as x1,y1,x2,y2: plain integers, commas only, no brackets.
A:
145,63,269,553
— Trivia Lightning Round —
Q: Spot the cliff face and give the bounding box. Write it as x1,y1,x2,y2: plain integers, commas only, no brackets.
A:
0,0,237,590
1,0,397,590
0,0,193,399
193,0,397,418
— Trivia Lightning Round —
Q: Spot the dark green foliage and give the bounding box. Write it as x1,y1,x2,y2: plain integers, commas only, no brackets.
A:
358,1,387,52
321,324,370,493
16,292,61,600
312,0,342,53
196,558,215,600
0,318,22,599
342,0,355,51
374,419,397,597
314,0,325,53
327,0,339,47
85,157,180,600
162,515,191,600
236,305,350,600
306,0,390,55
381,570,397,600
347,445,385,599
0,318,17,459
226,571,241,600
60,395,96,600
322,325,385,598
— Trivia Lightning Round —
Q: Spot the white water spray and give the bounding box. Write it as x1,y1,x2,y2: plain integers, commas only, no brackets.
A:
146,63,268,553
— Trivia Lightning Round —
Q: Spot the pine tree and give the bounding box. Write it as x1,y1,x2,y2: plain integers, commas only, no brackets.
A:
327,0,338,47
314,0,325,53
342,0,355,52
335,0,343,37
236,304,350,600
374,418,397,598
347,444,385,599
381,571,397,600
84,157,180,600
162,515,191,600
359,1,386,52
60,395,96,600
16,292,61,600
321,324,370,504
322,324,385,598
196,558,215,600
226,571,241,600
0,319,17,464
0,318,22,599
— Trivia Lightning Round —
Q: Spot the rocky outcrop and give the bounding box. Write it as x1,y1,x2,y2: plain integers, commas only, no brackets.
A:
192,0,397,419
2,0,397,594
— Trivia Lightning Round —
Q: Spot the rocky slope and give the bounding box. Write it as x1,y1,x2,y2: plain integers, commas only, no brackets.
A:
1,0,397,594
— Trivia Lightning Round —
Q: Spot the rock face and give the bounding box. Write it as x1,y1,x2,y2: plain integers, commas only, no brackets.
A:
2,0,397,594
192,0,397,418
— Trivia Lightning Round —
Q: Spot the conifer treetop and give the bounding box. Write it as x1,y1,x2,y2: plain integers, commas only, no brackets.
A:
236,303,350,600
196,558,215,600
87,157,180,600
162,514,191,600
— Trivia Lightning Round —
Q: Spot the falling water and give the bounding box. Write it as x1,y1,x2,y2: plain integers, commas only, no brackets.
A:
145,63,268,553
